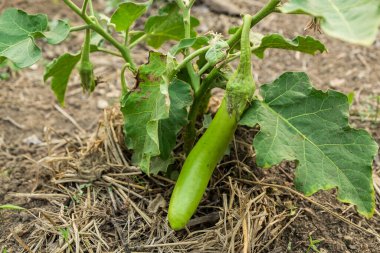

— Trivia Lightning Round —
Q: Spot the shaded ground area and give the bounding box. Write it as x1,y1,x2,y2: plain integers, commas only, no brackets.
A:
0,0,379,252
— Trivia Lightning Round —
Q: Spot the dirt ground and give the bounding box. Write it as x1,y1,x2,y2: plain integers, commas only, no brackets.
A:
0,0,380,252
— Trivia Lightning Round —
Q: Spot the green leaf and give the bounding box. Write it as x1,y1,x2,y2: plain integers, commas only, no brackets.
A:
241,72,378,217
44,53,81,105
0,8,47,68
0,204,25,210
111,1,149,32
44,20,70,44
169,36,210,55
158,79,193,159
205,40,229,65
281,0,380,46
121,52,192,174
0,8,70,68
144,4,199,48
252,34,327,59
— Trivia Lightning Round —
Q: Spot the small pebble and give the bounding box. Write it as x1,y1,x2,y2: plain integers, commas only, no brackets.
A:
22,134,42,145
97,99,108,109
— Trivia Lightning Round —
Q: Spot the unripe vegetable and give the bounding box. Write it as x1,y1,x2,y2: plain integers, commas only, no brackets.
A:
168,14,255,230
78,60,96,92
78,28,95,93
168,99,237,230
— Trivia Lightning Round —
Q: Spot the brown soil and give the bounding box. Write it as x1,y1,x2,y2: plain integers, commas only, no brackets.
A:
1,0,379,252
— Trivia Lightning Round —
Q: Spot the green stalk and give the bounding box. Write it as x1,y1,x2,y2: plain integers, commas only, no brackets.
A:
129,34,148,49
173,0,279,75
70,24,91,32
183,4,200,91
226,0,280,48
62,0,137,71
82,0,89,14
182,0,279,150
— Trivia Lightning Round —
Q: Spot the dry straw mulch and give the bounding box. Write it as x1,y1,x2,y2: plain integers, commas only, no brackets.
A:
2,106,380,253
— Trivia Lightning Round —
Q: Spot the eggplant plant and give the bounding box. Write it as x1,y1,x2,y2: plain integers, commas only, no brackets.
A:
0,0,379,230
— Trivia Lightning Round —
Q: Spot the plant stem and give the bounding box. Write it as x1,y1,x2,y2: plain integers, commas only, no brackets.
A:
129,34,148,49
88,0,95,16
198,62,211,76
183,68,218,153
120,64,130,94
62,0,137,71
183,6,200,91
175,0,185,9
200,0,279,96
174,46,210,73
82,0,89,14
124,29,129,47
183,0,280,151
94,47,122,57
226,0,280,48
174,0,280,76
70,24,91,32
81,29,91,63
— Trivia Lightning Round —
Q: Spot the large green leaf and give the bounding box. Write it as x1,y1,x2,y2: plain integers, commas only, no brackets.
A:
121,52,192,174
0,8,70,68
144,4,199,48
158,79,193,159
240,72,378,217
281,0,380,46
252,34,327,58
110,1,150,32
44,53,81,105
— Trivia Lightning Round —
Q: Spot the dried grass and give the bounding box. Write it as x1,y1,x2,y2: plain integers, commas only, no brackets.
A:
4,106,380,252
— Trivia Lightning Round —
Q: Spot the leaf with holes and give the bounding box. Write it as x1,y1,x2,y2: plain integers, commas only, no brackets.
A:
240,72,378,217
252,34,327,58
121,52,192,174
281,0,380,45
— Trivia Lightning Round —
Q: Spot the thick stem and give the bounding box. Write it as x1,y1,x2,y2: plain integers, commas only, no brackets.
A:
173,0,279,80
62,0,137,71
226,0,280,48
183,68,219,153
182,0,278,150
